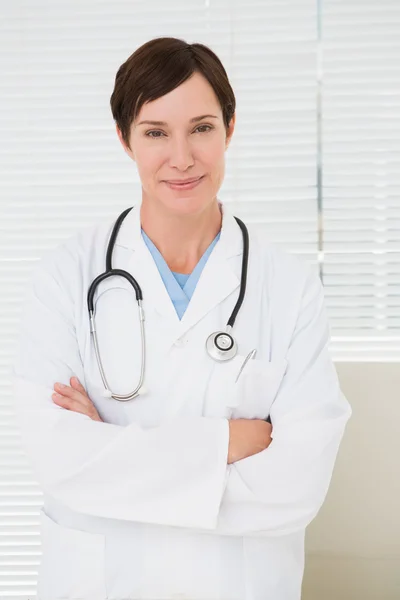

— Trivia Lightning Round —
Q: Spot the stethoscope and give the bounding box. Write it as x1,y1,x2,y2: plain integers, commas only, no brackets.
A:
87,206,250,402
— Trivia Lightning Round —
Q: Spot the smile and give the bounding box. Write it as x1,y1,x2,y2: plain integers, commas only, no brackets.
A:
164,176,205,191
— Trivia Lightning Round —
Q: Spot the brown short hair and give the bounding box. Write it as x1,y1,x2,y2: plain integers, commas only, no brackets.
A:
110,37,236,148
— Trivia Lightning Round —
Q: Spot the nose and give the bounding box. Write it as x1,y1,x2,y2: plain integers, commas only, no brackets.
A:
168,136,195,171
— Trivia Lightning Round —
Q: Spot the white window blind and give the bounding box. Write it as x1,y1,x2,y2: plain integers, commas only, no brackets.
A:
0,0,398,597
224,1,318,265
321,0,400,361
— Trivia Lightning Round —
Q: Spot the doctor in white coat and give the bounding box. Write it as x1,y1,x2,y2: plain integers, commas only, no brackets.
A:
13,37,351,600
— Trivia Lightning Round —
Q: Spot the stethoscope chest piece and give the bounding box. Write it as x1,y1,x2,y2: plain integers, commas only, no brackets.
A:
206,328,238,361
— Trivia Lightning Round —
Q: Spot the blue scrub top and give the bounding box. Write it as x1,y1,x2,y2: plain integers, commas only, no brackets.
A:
141,229,221,320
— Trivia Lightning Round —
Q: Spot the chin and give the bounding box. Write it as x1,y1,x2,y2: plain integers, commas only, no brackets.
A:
161,192,214,217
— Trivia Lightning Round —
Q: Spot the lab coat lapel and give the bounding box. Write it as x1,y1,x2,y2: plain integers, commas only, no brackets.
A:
176,203,243,340
113,202,243,341
114,204,179,323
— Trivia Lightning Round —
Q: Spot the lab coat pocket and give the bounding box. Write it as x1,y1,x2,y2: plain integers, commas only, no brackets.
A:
229,358,288,420
37,508,106,600
203,354,246,419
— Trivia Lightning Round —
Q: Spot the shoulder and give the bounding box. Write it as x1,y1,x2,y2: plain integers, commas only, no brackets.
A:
248,223,320,297
245,224,327,355
33,211,120,282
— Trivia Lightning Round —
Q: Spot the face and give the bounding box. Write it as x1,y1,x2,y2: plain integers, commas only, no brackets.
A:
116,71,235,217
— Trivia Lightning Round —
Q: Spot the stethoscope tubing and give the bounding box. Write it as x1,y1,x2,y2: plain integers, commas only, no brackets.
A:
87,206,249,401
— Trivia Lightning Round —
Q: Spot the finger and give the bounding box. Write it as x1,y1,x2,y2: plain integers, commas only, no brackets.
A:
52,392,100,420
53,383,102,422
70,376,88,395
54,382,89,406
52,393,84,413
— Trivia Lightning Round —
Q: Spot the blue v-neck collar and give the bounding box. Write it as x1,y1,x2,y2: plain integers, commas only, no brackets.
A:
141,229,220,319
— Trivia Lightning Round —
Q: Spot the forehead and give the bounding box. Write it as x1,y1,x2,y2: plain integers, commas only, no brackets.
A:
136,72,222,123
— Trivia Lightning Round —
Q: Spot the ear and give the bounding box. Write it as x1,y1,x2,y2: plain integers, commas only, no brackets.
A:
225,112,236,150
116,124,136,161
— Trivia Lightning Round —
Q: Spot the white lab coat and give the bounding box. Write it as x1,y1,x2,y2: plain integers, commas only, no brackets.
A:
13,201,351,600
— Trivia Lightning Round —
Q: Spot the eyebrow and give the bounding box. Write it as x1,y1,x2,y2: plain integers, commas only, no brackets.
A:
136,114,219,127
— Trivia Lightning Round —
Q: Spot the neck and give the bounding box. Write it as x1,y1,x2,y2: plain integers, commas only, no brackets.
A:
140,199,222,274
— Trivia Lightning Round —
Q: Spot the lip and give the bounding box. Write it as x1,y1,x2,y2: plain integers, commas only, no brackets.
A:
164,175,205,191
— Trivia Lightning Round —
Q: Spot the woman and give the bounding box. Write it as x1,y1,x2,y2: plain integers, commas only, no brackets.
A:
13,37,351,600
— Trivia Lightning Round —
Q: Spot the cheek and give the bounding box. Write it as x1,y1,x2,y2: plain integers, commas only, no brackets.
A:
203,137,225,161
202,144,226,182
135,151,164,185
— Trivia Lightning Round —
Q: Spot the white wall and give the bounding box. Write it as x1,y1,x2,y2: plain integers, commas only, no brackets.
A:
302,363,400,600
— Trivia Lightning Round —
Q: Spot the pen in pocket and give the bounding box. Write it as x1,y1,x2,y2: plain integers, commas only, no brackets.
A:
235,349,257,383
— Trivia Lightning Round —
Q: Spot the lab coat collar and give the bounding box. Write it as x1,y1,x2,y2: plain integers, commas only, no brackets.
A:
114,201,243,340
114,201,242,259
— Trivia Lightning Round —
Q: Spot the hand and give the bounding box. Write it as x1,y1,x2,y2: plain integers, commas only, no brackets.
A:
227,418,272,464
52,377,103,422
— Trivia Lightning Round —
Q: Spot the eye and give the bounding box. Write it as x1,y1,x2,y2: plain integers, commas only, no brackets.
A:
145,130,166,138
194,124,213,133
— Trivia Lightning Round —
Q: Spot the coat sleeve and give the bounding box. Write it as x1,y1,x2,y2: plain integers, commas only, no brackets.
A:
216,265,352,536
12,249,230,530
